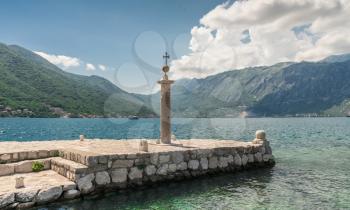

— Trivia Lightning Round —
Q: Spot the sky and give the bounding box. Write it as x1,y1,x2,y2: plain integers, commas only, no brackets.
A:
0,0,225,94
1,0,350,94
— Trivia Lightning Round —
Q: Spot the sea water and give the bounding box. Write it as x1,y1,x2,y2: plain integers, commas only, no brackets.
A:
0,118,349,209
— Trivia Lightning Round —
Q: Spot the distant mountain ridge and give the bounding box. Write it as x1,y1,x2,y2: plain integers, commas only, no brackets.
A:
1,42,350,117
0,43,155,117
164,56,350,117
321,53,350,63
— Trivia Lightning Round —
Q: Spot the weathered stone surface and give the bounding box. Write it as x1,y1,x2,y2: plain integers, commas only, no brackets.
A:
264,141,272,154
159,155,170,164
14,161,32,173
254,152,263,162
150,153,158,165
63,183,76,191
176,162,187,171
36,186,63,204
134,158,143,166
0,164,14,176
111,168,128,183
15,189,38,202
77,173,95,194
188,160,199,170
112,159,134,168
218,157,228,168
248,154,254,163
1,154,11,161
252,139,265,145
12,153,18,160
190,151,197,159
263,154,272,162
200,158,208,170
98,156,108,164
260,146,266,154
145,165,157,176
108,160,112,168
157,164,168,175
63,189,81,199
128,167,143,180
0,193,15,208
241,154,248,166
86,156,98,166
127,154,137,159
227,155,234,164
38,150,49,158
168,164,177,173
27,152,38,159
16,201,35,209
171,152,184,164
234,155,242,166
19,152,28,161
208,156,218,169
4,202,18,209
95,171,111,185
197,149,212,158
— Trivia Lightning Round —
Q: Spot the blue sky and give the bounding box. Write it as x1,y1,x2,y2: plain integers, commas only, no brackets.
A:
2,0,349,93
0,0,226,93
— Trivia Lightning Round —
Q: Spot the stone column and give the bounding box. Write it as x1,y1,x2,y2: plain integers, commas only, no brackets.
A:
158,79,174,144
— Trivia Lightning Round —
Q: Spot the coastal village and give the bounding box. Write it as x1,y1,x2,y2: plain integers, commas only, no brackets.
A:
0,105,33,118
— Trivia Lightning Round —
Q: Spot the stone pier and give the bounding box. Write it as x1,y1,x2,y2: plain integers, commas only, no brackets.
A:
0,134,275,209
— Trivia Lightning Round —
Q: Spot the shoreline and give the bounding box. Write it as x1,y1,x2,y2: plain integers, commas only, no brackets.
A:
0,116,349,119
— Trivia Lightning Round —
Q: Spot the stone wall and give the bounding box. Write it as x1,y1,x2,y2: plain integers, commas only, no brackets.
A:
0,138,275,209
0,150,59,164
0,181,79,209
72,141,275,195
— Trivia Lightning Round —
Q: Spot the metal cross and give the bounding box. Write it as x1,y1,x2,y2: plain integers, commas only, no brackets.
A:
163,52,170,66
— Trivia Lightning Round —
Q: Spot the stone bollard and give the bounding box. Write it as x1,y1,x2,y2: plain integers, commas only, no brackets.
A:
252,130,272,155
252,130,266,144
171,134,176,141
80,135,85,141
139,140,148,152
15,176,25,188
256,130,266,140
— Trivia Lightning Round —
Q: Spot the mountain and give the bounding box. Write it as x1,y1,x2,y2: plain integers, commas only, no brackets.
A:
321,53,350,63
162,56,350,117
1,42,350,118
0,43,155,117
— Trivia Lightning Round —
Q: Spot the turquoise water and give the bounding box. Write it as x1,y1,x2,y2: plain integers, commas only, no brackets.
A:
0,118,349,209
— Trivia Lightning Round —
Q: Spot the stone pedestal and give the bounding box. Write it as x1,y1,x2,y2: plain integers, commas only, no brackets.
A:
15,176,25,188
158,79,174,144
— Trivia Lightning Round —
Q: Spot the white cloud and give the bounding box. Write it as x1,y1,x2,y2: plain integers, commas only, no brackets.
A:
98,64,107,71
34,51,109,73
34,51,80,69
86,63,96,71
172,0,350,79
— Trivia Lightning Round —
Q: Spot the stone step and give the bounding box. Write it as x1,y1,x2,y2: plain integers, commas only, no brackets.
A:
0,158,51,177
50,157,88,181
0,149,59,164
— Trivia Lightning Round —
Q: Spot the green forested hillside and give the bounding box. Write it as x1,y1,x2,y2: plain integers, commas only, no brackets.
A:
1,42,349,118
0,43,155,117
